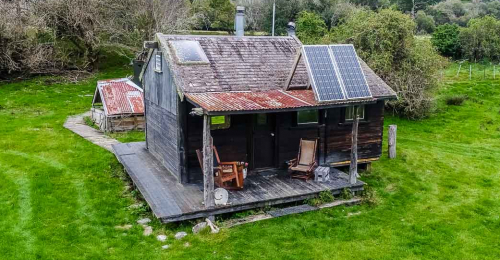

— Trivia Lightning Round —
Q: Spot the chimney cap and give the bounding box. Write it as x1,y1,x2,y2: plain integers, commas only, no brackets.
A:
237,6,245,13
287,22,296,29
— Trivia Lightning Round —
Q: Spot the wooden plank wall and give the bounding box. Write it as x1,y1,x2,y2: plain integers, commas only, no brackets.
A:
143,49,181,181
184,101,385,182
324,101,385,164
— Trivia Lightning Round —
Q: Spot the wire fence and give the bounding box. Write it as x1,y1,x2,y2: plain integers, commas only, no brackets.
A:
450,61,500,81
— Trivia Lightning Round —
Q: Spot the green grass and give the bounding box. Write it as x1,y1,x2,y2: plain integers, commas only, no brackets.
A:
108,131,145,143
1,62,500,259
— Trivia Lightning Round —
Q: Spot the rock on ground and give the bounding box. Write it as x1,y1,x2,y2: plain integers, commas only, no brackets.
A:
175,231,187,240
143,226,153,236
192,222,208,234
137,218,151,225
157,235,167,242
184,242,191,247
114,224,133,230
161,245,170,250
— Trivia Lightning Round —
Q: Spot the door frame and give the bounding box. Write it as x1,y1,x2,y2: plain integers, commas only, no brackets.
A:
248,113,279,171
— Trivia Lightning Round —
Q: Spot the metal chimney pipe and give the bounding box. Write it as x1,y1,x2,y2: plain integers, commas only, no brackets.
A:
235,6,245,37
287,22,296,36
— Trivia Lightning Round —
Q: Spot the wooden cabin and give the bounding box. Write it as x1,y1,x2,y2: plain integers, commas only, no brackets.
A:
114,32,396,222
91,78,145,132
140,34,395,183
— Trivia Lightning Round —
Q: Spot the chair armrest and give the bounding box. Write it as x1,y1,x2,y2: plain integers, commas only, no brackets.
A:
287,159,298,167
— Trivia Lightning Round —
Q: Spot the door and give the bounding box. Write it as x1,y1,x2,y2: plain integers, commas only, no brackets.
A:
252,113,276,169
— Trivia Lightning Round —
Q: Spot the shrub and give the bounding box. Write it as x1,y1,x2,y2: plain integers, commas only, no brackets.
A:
330,9,447,119
432,24,461,58
459,16,500,62
296,11,327,44
415,11,436,34
445,95,467,106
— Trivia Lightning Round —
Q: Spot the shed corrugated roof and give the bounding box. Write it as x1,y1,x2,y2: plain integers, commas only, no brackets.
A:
185,89,374,113
96,79,145,116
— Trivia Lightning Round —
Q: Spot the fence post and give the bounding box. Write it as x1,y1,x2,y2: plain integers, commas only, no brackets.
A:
388,125,397,159
469,65,472,80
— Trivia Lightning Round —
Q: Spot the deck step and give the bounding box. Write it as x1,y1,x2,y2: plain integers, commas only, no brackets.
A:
225,198,362,227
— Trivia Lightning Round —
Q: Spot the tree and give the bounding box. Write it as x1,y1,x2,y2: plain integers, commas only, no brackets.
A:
330,9,446,119
193,0,235,33
431,24,460,58
395,0,441,18
460,16,500,62
262,0,302,36
415,10,435,34
296,11,327,44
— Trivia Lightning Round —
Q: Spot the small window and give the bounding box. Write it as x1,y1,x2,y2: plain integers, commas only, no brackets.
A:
210,115,230,130
345,105,365,121
155,52,162,72
169,40,209,64
256,114,267,125
297,110,319,125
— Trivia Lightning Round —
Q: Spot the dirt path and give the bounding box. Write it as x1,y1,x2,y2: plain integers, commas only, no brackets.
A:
63,111,120,152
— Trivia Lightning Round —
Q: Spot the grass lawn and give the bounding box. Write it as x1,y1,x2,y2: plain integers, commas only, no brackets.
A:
1,62,500,259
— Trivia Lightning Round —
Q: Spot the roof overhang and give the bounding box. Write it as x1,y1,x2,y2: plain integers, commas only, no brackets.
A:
185,89,377,116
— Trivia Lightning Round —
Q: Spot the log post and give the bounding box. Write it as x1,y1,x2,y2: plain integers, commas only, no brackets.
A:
349,106,359,185
388,125,397,159
203,115,215,214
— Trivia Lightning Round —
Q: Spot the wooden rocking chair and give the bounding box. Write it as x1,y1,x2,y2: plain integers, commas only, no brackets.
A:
196,146,244,190
288,139,318,180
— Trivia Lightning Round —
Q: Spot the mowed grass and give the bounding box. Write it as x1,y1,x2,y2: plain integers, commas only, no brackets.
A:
1,62,500,259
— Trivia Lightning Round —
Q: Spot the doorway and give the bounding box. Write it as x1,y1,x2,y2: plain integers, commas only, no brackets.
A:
252,113,276,169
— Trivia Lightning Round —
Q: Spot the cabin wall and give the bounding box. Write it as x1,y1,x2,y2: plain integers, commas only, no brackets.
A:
143,49,181,181
324,101,384,165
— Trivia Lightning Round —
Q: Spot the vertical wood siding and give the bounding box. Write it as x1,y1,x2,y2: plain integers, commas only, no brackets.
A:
143,49,181,180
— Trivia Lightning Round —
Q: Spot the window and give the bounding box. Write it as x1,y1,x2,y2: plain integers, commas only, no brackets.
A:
155,52,162,72
345,105,365,121
169,40,209,64
297,110,319,125
210,115,231,130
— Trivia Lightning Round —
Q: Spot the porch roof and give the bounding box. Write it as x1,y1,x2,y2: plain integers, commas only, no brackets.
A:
185,89,375,114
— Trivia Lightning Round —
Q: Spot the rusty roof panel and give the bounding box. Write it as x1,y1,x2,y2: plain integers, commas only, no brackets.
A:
185,89,373,113
97,78,144,116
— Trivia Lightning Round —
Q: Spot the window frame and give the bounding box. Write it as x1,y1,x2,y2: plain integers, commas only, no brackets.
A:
296,109,320,126
210,115,231,130
154,52,162,73
344,105,366,122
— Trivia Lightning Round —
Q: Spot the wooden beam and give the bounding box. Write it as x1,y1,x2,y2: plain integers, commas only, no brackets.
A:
143,41,158,49
349,106,359,184
284,50,302,90
203,115,215,212
388,125,397,159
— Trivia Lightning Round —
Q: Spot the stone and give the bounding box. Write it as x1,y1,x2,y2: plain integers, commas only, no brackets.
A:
161,245,170,250
192,222,208,234
175,231,187,240
157,235,167,242
114,224,133,230
128,203,144,209
137,218,151,225
143,226,153,236
184,242,191,247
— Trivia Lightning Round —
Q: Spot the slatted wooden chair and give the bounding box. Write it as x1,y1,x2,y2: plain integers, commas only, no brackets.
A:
288,138,318,180
196,146,243,190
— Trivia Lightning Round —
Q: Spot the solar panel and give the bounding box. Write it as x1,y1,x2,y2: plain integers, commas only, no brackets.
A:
302,45,346,101
330,45,372,99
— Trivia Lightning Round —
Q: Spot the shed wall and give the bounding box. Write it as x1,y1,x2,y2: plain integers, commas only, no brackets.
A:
143,49,181,180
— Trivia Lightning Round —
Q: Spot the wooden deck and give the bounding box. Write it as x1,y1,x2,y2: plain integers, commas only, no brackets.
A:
113,142,365,223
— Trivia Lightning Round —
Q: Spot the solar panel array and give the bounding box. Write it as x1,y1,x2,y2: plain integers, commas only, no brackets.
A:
302,46,345,101
302,44,372,102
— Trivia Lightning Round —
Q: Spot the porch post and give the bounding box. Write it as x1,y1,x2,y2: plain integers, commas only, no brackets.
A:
203,114,215,213
349,106,359,184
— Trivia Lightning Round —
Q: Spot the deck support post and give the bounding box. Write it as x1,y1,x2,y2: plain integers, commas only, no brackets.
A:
203,114,215,214
388,125,397,159
349,106,359,185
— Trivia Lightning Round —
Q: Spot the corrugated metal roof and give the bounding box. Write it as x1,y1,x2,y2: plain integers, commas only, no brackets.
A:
96,78,145,116
185,89,374,113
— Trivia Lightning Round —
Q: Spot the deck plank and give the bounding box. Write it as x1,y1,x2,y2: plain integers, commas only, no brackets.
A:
113,142,365,223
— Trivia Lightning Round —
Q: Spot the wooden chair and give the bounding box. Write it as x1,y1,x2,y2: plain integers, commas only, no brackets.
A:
196,146,243,190
288,139,318,180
